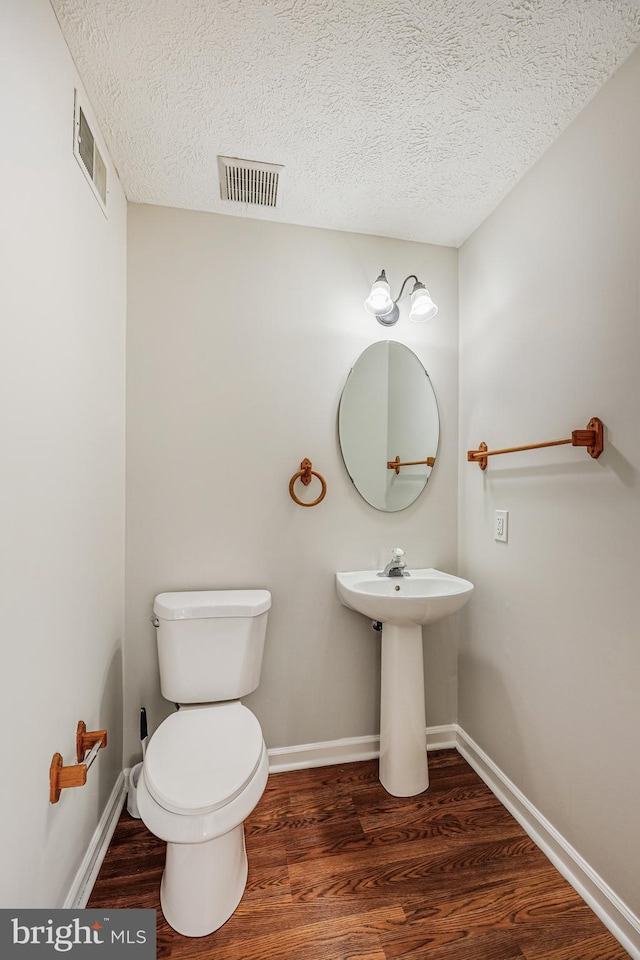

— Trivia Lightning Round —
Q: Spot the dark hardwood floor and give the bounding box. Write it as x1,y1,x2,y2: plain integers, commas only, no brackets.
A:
88,750,629,959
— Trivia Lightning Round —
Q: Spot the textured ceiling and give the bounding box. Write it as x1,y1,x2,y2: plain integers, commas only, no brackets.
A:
51,0,640,247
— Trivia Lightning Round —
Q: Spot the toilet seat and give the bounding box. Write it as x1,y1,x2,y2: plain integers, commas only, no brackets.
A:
144,702,264,816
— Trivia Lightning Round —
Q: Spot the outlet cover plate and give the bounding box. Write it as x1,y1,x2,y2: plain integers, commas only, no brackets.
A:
494,510,508,542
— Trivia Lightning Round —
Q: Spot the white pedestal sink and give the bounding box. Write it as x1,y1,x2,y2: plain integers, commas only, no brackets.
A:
336,568,473,797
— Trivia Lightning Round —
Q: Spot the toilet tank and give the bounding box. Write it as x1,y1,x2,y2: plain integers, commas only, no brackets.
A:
153,590,271,703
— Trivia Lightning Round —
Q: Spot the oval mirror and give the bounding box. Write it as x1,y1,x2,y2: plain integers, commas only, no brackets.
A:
338,341,439,512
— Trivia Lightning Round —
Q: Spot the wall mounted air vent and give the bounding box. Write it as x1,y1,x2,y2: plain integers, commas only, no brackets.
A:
217,156,284,208
73,90,107,215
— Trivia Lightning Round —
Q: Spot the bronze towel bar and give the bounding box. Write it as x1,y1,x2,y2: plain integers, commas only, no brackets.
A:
467,417,603,471
387,456,436,474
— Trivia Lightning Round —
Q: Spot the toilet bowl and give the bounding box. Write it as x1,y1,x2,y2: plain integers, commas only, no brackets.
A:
139,589,272,937
137,702,269,937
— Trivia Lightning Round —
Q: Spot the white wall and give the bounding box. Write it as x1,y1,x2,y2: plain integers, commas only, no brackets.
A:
459,46,640,918
125,205,459,765
0,1,126,906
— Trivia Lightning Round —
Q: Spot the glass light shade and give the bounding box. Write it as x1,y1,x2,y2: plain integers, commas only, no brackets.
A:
409,284,438,322
364,276,394,317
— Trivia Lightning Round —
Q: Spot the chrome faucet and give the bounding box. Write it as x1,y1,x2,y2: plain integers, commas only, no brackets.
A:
378,547,410,577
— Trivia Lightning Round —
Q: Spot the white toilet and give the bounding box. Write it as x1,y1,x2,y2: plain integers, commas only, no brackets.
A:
136,589,271,937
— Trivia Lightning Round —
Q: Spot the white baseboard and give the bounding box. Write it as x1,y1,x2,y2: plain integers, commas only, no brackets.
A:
456,726,640,960
426,724,458,751
268,733,379,772
267,724,457,773
64,770,128,909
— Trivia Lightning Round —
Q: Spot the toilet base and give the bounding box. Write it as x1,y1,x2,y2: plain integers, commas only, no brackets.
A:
160,824,248,937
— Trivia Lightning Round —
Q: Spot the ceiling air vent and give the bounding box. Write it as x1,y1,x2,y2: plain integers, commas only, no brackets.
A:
217,156,284,208
73,90,107,215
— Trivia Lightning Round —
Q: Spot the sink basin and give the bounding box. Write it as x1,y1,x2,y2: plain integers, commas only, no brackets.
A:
336,568,474,626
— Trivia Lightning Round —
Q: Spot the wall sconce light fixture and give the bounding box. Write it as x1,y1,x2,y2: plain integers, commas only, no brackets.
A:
364,269,438,326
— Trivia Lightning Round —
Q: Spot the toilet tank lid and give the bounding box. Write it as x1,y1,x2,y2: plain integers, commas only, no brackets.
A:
154,589,271,620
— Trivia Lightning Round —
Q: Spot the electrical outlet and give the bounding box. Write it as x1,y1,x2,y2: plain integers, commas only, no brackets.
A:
494,510,508,542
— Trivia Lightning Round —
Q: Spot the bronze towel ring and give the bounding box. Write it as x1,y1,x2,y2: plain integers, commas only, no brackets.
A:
289,458,327,507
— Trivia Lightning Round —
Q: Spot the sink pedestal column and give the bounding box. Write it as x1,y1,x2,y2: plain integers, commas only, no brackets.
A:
379,623,429,797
